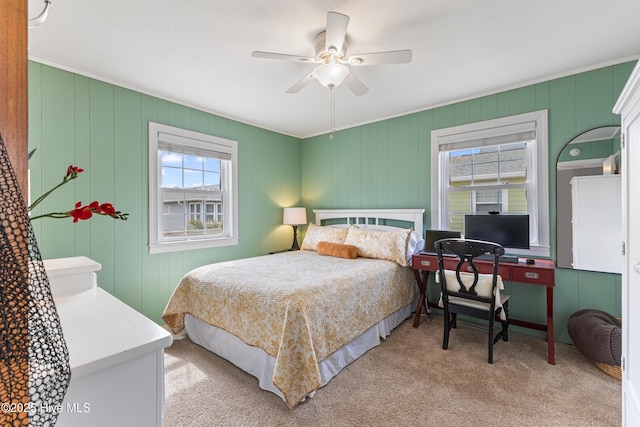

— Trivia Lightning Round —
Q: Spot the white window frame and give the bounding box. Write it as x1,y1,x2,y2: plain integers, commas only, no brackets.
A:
430,110,550,257
472,188,509,213
204,201,222,223
188,202,202,222
148,122,238,254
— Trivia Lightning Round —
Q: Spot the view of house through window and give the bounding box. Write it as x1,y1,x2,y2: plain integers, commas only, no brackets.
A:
447,141,528,233
148,122,238,254
431,110,549,256
161,150,225,239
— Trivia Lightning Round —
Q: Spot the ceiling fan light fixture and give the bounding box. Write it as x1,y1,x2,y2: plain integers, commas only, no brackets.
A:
313,63,349,88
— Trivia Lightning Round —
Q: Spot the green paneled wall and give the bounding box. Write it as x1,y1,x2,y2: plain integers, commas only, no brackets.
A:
29,60,634,344
301,61,634,343
28,62,302,323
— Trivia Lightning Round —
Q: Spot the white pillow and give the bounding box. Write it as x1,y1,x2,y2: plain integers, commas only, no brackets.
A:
300,223,349,251
407,231,425,263
343,225,412,267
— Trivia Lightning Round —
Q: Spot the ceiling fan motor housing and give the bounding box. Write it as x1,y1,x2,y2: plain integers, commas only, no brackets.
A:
315,31,347,62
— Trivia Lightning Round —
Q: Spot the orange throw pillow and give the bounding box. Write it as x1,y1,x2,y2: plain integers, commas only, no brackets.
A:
317,241,358,259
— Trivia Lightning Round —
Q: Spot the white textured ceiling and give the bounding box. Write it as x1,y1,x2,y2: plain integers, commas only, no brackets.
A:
27,0,640,138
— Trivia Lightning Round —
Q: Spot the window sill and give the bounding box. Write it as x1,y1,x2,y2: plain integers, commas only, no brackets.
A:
148,237,238,254
506,244,550,258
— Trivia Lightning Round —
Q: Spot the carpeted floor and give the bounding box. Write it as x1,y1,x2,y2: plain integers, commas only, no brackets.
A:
163,315,621,427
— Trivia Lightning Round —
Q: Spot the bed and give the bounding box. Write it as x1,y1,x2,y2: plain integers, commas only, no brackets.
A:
162,208,425,407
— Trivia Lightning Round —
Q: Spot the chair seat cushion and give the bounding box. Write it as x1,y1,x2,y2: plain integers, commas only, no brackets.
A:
567,309,621,366
436,270,507,320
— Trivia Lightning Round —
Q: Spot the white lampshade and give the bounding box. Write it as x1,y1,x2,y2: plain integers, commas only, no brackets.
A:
283,207,307,225
313,63,349,88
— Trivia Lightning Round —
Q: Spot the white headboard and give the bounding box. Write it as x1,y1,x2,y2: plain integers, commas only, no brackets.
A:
313,209,425,236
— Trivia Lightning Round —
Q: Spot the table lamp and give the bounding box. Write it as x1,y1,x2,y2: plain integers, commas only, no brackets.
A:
283,207,307,251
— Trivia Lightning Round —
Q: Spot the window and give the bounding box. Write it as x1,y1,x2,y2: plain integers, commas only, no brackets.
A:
431,110,549,257
148,122,238,254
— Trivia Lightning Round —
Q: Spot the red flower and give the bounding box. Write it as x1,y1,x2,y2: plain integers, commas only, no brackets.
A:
63,201,129,222
29,164,128,223
65,165,84,179
98,203,116,215
69,202,94,223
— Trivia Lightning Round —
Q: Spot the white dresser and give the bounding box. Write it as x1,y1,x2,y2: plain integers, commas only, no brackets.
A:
44,256,173,427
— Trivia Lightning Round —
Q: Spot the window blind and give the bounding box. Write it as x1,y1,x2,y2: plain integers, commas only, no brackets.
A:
157,131,232,160
439,122,536,152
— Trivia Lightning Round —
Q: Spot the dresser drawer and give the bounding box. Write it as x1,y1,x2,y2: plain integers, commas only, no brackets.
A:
511,265,555,285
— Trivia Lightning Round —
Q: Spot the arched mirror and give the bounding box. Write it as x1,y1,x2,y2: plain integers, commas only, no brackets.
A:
556,126,622,273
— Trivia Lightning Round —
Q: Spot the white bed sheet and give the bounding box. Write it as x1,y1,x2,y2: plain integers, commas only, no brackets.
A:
184,302,413,403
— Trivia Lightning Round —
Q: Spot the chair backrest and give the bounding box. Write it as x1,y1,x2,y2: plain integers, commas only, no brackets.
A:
434,238,505,307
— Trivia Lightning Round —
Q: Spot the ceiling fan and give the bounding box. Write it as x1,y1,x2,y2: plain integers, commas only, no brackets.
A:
251,11,413,96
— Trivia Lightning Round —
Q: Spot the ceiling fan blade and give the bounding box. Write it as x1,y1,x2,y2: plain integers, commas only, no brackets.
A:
343,73,369,96
325,12,349,54
286,72,315,94
252,51,317,63
347,49,412,66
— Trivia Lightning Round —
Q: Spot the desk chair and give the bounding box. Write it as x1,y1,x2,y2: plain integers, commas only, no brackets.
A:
434,238,510,364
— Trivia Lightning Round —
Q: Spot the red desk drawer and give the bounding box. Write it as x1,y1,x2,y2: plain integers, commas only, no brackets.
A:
511,265,555,286
414,256,436,269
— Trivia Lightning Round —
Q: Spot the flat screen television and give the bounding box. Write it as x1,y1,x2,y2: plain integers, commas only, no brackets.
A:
464,214,530,249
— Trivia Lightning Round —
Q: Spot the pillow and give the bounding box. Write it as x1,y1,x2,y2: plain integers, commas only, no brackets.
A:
317,241,358,259
437,270,506,320
343,225,412,267
300,223,349,251
344,228,423,264
407,230,425,263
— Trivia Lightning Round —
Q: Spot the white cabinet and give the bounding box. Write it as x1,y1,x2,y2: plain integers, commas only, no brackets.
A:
44,257,173,427
570,174,622,274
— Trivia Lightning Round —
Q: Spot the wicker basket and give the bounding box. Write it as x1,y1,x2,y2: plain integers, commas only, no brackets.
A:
594,317,622,381
594,361,622,380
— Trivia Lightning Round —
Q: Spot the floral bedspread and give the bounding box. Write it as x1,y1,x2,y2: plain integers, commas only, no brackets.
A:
162,250,415,407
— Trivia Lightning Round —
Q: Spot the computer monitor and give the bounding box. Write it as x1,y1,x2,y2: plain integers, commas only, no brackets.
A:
424,229,461,254
464,214,530,249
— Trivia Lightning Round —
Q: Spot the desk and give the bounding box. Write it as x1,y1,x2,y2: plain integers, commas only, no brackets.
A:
411,253,556,364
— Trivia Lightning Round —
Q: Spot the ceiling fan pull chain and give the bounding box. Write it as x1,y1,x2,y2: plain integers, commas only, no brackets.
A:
330,86,336,140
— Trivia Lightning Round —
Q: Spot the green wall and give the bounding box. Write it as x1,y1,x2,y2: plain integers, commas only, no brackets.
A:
29,60,635,344
28,62,302,323
302,61,635,343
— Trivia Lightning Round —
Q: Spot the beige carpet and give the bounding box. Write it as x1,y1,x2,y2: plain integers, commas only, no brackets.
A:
163,315,621,427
